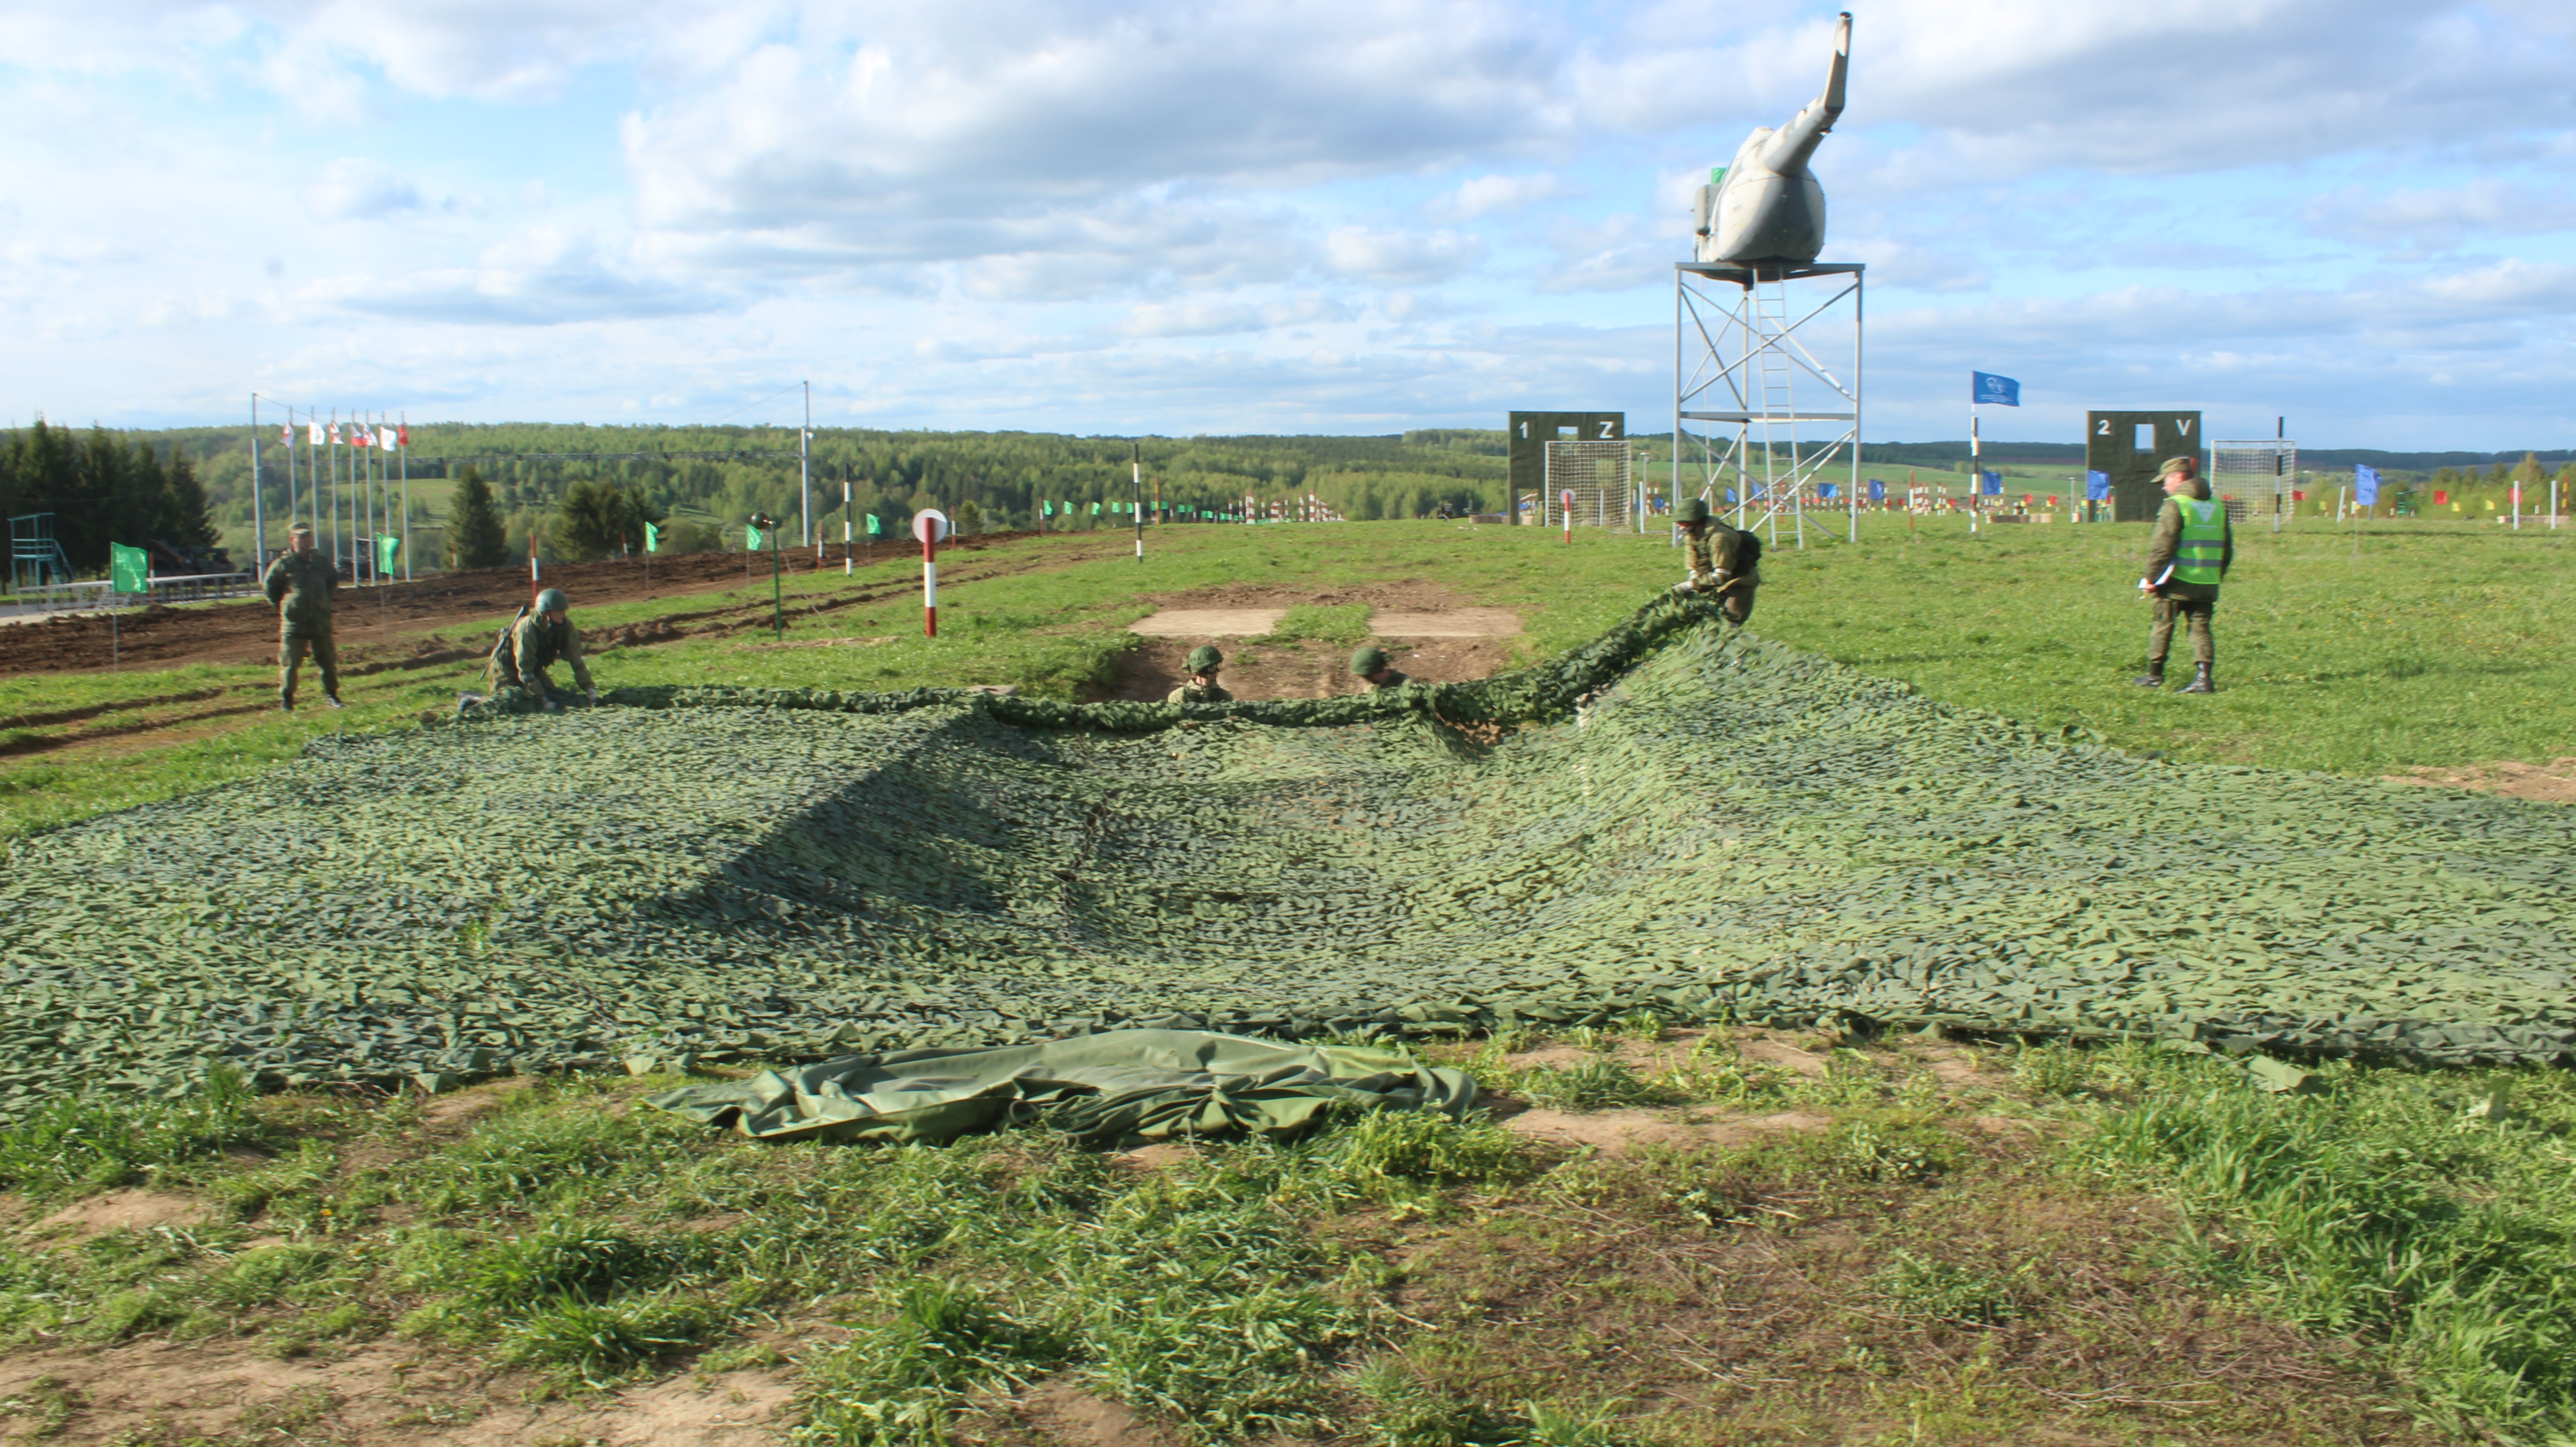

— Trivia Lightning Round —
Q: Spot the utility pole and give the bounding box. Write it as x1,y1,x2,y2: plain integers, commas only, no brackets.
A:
249,395,265,572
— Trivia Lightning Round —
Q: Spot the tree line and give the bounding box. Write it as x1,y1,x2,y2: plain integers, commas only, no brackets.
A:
0,419,218,575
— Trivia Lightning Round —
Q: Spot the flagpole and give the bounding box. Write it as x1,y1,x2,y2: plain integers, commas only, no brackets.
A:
1968,406,1980,536
249,395,265,574
329,408,340,576
801,380,813,551
399,411,411,582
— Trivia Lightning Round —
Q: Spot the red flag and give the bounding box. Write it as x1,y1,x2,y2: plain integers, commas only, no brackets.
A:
329,423,342,445
397,424,409,447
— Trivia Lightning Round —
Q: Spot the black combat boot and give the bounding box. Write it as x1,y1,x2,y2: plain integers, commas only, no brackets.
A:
2132,663,2165,688
2181,665,2214,694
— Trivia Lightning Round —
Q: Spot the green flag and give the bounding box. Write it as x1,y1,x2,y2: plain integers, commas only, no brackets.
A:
1041,501,1052,519
109,543,149,594
866,513,883,537
1089,501,1101,516
376,534,400,572
644,521,660,553
747,524,765,552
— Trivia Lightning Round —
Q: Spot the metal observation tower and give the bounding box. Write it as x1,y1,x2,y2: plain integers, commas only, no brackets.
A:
1673,261,1864,550
1670,11,1864,548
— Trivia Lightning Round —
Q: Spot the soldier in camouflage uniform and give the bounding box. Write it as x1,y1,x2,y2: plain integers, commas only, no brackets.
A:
1350,645,1408,692
1671,497,1760,627
1166,644,1232,703
261,523,343,712
486,587,598,713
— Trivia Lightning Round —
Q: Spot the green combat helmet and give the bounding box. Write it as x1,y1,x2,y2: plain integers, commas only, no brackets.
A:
536,587,569,614
1187,644,1222,672
1350,645,1389,677
1676,497,1711,524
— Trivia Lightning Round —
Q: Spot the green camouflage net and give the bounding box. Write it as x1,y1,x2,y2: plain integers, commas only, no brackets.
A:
3,595,2571,1112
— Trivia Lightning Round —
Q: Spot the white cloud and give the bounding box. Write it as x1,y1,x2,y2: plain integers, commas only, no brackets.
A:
2303,179,2576,253
1325,228,1483,285
1113,296,1358,338
1428,172,1566,221
301,158,425,222
306,227,720,325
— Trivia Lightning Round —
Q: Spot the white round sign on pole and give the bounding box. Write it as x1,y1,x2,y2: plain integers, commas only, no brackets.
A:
912,509,950,545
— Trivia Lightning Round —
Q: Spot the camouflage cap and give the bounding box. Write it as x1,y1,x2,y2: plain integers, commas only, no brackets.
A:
1187,644,1222,672
1350,645,1389,677
2158,456,2199,478
287,522,314,537
1676,497,1711,524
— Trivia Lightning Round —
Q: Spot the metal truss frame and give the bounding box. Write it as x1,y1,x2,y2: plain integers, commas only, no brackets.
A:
1672,261,1864,549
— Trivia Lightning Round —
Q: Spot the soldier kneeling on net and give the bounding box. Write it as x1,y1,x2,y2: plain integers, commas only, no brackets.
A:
1350,645,1408,693
475,587,598,713
1166,644,1232,704
1669,497,1761,628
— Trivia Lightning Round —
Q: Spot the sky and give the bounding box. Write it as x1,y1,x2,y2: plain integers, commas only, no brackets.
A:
2,0,2573,450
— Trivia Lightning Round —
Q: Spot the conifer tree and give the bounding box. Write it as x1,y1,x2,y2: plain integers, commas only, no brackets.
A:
448,466,509,569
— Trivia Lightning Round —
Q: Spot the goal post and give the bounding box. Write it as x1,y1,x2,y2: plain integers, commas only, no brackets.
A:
2210,440,2298,531
1543,440,1637,531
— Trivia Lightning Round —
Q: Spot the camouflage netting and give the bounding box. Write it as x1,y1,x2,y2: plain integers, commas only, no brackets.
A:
4,595,2572,1113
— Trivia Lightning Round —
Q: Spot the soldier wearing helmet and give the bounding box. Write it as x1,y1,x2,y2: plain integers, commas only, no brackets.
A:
1349,645,1408,693
1165,644,1233,704
486,586,598,712
1670,496,1761,627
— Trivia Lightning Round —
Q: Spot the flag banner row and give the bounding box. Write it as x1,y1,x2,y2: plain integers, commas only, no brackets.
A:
284,421,409,451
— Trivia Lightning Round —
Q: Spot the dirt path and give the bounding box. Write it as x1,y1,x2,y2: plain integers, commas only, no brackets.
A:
0,532,1095,677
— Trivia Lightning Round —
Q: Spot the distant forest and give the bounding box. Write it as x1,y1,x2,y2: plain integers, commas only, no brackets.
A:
6,416,2572,576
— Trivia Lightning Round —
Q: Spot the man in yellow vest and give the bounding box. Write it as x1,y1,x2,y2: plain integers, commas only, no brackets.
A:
2135,457,2233,693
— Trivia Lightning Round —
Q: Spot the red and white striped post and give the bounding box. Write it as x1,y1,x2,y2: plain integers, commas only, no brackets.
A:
913,509,950,637
1561,488,1575,545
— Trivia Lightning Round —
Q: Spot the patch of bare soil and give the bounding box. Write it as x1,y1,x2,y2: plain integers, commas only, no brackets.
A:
2386,756,2576,805
1091,636,1519,704
1375,1134,2446,1447
0,531,1076,678
1498,1106,1834,1156
30,1190,204,1241
0,1337,793,1447
1000,1378,1185,1447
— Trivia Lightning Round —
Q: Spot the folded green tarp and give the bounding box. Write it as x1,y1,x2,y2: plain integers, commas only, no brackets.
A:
646,1028,1478,1144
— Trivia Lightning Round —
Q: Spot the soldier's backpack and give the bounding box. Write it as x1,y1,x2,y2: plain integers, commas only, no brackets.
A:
1729,522,1763,573
484,605,528,689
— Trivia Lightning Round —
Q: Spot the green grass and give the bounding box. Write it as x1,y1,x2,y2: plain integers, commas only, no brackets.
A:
8,515,2571,843
1,1026,2565,1442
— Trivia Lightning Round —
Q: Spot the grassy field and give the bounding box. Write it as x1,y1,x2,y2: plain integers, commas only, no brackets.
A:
7,513,2570,840
3,1024,2568,1445
3,516,2572,1444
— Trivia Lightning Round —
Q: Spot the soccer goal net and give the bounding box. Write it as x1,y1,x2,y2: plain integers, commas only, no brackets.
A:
1543,441,1637,530
2210,441,2298,529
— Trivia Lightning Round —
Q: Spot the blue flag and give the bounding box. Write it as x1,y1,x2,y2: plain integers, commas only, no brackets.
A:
2354,463,2380,506
2085,470,2111,502
1818,482,1838,500
1867,479,1886,501
1971,371,2020,406
1980,470,2002,495
1723,488,1738,504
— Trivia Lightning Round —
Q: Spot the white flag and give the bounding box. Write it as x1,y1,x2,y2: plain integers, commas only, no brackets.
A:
329,423,342,445
309,421,324,445
380,426,398,453
280,424,293,446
